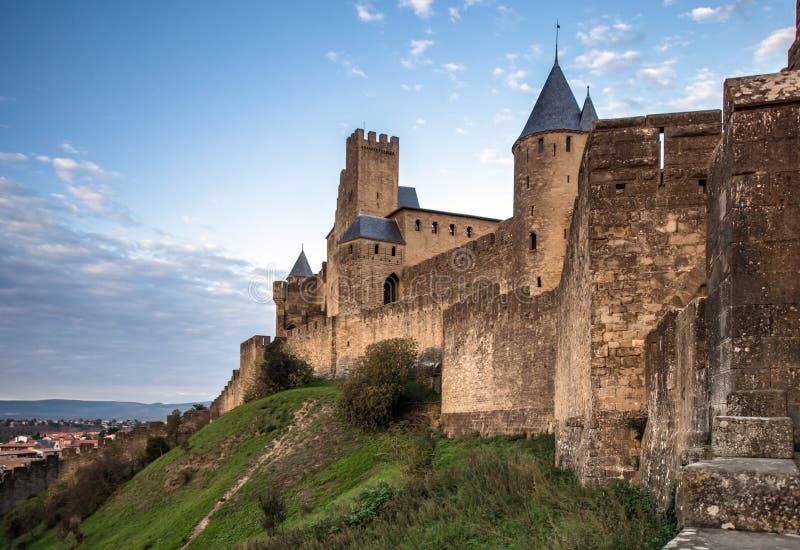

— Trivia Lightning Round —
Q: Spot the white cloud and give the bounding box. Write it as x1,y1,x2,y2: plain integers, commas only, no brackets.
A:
413,117,426,129
637,59,677,87
449,7,460,22
505,69,534,92
66,184,106,211
59,141,80,155
754,27,794,64
685,3,743,22
51,157,117,182
410,39,435,57
448,92,460,102
574,49,641,74
401,83,424,91
577,21,641,47
0,152,28,162
670,67,721,110
455,128,467,135
355,3,384,22
493,108,514,123
493,67,504,77
325,51,367,78
478,148,513,166
399,0,433,19
442,62,466,72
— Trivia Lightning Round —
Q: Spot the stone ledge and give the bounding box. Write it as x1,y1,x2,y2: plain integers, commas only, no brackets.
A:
678,458,800,533
713,416,795,459
664,527,800,549
728,390,788,417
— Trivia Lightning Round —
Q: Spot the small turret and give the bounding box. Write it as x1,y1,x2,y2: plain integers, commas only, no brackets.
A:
287,249,313,279
579,86,598,132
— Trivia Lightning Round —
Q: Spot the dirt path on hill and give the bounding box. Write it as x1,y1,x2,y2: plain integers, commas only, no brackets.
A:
181,400,317,549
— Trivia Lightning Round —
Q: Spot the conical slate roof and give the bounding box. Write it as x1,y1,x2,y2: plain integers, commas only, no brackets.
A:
516,59,582,144
579,87,598,132
287,250,313,278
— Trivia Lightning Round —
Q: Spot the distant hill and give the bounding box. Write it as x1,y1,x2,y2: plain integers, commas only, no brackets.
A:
0,399,211,421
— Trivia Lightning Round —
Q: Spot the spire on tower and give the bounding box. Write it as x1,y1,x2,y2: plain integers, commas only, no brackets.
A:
555,20,561,65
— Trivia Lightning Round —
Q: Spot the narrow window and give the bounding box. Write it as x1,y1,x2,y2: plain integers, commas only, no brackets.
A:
615,183,626,194
377,191,380,199
530,206,535,217
414,219,421,231
391,246,396,256
566,136,572,152
449,223,455,235
526,175,530,189
383,273,399,304
564,228,567,239
567,175,570,183
374,244,379,254
466,226,473,238
659,127,665,170
553,143,557,156
699,179,707,193
349,244,353,253
432,221,438,234
537,276,542,288
538,138,544,153
530,232,537,250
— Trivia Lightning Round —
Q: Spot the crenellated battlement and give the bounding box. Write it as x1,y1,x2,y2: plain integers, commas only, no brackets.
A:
348,128,399,153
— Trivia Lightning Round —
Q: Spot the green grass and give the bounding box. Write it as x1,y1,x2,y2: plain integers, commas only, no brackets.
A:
16,381,675,550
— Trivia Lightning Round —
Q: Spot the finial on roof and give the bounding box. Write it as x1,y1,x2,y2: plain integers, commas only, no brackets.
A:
586,85,590,97
555,20,560,65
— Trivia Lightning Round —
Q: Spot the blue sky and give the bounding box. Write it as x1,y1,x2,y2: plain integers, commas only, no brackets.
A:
0,0,796,402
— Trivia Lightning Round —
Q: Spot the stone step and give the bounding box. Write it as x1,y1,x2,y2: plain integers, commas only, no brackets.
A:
678,457,800,534
713,416,794,459
728,390,788,417
664,527,800,549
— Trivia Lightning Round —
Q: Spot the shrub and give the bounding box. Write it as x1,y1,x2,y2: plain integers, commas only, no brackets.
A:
345,481,395,527
337,338,418,430
259,488,287,535
145,436,170,463
403,430,436,475
247,340,313,401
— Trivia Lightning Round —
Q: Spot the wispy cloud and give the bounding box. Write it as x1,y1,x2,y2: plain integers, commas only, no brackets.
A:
413,117,427,129
754,27,794,64
0,176,271,401
325,50,368,78
355,3,384,22
685,1,749,22
0,152,28,162
478,147,512,166
574,49,641,74
636,59,677,87
59,141,81,155
670,67,721,110
577,21,642,47
399,0,433,19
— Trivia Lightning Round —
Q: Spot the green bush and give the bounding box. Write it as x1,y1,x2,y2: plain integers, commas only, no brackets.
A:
345,481,395,527
258,488,287,535
247,340,313,401
145,436,170,463
337,338,418,430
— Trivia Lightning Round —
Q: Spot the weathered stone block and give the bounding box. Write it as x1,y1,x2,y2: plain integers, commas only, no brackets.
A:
679,458,800,533
664,527,800,550
728,390,788,417
712,416,794,459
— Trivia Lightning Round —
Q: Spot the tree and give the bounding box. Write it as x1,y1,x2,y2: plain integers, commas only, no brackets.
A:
338,338,418,430
145,436,170,463
166,409,181,446
191,403,208,411
247,340,313,401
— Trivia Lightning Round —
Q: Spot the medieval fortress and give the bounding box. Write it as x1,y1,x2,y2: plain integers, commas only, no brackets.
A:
213,5,800,535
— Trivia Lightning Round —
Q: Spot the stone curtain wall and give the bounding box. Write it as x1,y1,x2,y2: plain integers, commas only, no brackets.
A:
211,335,270,418
705,71,800,439
554,111,720,482
441,287,557,436
0,455,59,515
639,298,709,508
285,317,336,377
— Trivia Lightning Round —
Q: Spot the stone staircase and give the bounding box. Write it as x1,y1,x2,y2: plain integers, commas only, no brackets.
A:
675,390,800,541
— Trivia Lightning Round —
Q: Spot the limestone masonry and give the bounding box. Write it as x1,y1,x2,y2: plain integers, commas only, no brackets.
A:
213,10,800,536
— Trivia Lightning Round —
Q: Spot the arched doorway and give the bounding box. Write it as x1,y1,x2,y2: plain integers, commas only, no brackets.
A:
383,273,399,305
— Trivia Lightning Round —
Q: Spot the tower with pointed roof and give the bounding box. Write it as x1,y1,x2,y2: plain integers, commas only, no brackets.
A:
511,44,597,292
273,248,326,338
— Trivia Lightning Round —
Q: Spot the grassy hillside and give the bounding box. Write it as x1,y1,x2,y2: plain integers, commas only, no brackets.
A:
15,381,676,549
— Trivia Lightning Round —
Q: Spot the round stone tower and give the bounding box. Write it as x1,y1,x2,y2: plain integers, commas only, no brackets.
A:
511,51,597,292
